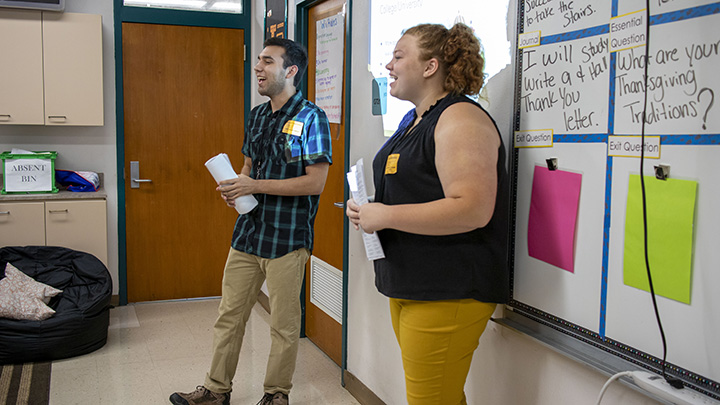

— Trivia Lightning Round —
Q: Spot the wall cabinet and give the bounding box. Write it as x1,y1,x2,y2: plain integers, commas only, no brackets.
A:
0,200,108,266
0,10,103,126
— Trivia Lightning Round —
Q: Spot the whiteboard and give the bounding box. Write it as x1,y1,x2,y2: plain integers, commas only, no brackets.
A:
510,0,720,398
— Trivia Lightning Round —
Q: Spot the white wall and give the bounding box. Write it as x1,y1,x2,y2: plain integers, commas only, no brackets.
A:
0,0,119,293
344,1,661,404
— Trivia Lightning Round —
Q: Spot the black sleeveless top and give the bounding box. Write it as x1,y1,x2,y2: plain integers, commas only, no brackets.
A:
372,93,510,303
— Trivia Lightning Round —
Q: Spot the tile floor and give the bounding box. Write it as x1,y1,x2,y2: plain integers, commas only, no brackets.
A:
49,298,361,405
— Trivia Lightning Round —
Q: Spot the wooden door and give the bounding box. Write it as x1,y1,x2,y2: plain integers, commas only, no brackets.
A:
304,0,347,365
122,23,245,302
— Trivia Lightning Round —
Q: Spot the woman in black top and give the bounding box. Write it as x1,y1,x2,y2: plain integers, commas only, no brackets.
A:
347,23,509,404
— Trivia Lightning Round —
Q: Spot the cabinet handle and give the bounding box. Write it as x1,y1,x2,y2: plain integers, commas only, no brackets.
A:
48,209,69,214
0,211,10,215
0,114,10,121
47,115,67,122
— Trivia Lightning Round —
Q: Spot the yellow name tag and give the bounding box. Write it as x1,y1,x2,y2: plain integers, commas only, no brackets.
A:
385,154,399,175
282,120,304,136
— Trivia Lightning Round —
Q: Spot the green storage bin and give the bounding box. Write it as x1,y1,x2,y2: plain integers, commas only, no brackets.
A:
1,151,59,194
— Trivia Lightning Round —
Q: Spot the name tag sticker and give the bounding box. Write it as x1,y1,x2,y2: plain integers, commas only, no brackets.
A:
385,154,399,175
283,120,304,136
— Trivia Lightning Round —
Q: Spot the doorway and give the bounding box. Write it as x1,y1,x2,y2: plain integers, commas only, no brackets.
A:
121,22,246,302
299,0,349,366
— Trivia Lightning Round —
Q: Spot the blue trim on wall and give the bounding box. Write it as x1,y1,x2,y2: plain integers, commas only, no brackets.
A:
660,134,720,145
342,0,353,382
651,2,720,25
608,52,617,135
598,48,618,338
612,0,618,19
553,134,608,143
114,0,128,306
600,155,612,337
541,25,608,45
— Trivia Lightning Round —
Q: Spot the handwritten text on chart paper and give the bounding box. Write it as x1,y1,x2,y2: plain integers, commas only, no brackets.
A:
520,35,609,134
614,18,719,134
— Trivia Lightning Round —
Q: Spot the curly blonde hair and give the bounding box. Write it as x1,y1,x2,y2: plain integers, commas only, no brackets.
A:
403,23,485,95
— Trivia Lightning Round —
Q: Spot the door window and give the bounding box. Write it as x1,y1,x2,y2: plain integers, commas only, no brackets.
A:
123,0,242,14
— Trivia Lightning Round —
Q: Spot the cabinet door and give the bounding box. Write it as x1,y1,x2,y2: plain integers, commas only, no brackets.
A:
0,202,46,247
42,12,104,126
45,200,107,266
0,10,44,125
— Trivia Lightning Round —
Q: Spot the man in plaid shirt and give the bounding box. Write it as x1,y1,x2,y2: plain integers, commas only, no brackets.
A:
171,37,332,405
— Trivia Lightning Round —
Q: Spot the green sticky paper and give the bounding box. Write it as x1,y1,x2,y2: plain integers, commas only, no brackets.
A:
623,175,697,304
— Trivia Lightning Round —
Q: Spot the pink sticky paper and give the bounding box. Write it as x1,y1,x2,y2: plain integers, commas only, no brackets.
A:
527,165,583,273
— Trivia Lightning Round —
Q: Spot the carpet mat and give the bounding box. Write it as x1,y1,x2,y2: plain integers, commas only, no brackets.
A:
0,362,51,405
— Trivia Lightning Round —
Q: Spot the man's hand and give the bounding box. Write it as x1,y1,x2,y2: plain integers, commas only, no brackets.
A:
217,174,256,206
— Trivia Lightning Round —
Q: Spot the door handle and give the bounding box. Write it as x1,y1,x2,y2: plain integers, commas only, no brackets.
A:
130,161,152,189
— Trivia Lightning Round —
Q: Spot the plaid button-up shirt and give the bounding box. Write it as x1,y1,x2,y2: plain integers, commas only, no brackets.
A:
231,91,332,259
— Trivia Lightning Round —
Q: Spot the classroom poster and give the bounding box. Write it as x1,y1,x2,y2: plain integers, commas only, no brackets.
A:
315,14,344,124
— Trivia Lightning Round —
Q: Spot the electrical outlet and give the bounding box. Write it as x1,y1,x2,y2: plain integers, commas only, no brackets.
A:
630,371,720,405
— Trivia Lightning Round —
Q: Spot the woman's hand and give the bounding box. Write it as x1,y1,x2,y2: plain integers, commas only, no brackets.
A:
346,199,386,234
346,198,362,230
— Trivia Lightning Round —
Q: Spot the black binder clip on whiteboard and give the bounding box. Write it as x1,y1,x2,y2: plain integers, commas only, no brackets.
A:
546,157,558,171
654,164,670,180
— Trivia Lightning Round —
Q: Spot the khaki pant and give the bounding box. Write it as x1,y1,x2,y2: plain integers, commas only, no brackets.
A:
390,298,496,405
204,247,310,395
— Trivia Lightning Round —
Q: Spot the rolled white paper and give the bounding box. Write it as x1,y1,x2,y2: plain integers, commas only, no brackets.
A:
205,153,258,214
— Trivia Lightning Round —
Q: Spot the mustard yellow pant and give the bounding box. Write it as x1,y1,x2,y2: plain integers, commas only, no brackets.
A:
204,247,310,395
389,298,496,405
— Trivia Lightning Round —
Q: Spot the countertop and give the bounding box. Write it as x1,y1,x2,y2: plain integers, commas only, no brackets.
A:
0,173,107,201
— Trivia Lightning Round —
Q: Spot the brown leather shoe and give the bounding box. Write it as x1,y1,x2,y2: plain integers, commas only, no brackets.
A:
169,386,230,405
256,392,289,405
271,392,289,405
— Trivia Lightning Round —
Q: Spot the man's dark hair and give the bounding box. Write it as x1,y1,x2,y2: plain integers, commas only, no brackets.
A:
263,37,308,87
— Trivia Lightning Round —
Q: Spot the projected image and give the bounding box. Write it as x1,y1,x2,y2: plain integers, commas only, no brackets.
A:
370,0,512,136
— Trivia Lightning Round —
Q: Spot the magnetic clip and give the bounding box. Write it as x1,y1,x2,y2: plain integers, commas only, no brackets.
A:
654,164,670,180
546,157,558,171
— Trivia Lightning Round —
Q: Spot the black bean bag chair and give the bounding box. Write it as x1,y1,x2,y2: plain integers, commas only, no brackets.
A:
0,246,112,364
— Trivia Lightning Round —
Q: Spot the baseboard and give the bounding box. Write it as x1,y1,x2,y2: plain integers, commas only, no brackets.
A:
257,290,270,313
343,370,387,405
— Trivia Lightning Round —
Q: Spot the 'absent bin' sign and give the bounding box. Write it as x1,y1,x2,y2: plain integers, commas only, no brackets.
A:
5,158,52,192
1,151,58,194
